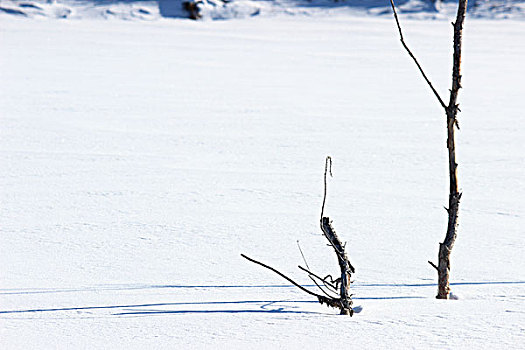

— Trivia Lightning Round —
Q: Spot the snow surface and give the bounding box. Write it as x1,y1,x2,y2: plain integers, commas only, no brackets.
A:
1,8,525,350
1,0,525,20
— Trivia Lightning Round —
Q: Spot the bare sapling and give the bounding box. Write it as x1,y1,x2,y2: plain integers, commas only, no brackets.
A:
389,0,468,299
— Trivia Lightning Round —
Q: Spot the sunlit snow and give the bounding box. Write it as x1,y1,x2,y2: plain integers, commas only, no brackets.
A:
1,2,524,348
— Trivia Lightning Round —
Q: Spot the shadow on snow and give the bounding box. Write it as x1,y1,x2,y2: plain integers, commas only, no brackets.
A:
0,296,425,315
1,281,522,315
2,280,524,295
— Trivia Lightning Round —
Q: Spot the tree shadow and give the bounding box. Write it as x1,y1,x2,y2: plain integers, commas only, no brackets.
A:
2,281,523,296
0,296,425,316
359,281,525,288
5,280,519,316
114,309,316,315
0,300,318,315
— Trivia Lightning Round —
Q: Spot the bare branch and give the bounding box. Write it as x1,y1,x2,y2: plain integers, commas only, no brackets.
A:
296,242,337,298
298,265,338,292
428,260,439,271
448,1,468,112
241,254,343,309
242,254,324,299
296,240,311,271
309,275,339,299
389,0,447,110
320,156,332,221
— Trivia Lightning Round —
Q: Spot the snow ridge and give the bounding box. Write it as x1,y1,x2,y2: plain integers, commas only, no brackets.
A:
0,0,524,20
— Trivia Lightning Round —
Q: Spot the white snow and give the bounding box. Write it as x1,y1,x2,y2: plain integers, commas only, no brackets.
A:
1,0,525,20
1,6,525,349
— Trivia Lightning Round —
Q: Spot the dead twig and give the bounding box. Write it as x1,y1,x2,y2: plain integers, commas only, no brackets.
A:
296,241,336,297
241,254,342,309
296,240,311,270
241,254,322,298
298,265,339,294
389,0,447,109
428,260,439,271
320,156,332,221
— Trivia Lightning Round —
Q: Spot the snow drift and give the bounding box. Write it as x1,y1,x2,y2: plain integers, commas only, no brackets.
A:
0,0,524,20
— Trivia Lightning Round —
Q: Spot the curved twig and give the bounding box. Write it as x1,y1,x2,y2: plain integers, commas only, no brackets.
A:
241,254,325,299
241,254,343,309
320,156,332,221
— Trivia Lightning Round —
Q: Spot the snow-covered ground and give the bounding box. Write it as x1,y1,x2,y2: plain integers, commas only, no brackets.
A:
1,0,525,20
1,7,524,349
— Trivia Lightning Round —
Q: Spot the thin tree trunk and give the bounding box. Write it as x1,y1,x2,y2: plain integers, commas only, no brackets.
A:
436,0,467,299
390,0,468,299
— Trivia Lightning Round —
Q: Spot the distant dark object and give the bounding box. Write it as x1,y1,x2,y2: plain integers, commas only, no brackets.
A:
183,0,203,19
158,0,208,19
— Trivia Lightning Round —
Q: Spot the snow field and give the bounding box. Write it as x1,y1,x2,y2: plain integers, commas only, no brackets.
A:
1,15,524,348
